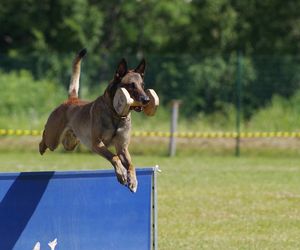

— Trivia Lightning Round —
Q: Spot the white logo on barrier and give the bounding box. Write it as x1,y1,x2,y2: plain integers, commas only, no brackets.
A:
33,238,57,250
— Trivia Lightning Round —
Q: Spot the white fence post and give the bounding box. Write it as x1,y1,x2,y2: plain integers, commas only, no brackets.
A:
169,100,181,157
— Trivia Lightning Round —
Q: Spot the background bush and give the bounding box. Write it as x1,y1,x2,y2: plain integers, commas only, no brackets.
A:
1,0,300,130
0,70,64,128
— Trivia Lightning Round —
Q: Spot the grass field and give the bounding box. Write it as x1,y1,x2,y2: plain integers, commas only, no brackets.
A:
0,150,300,249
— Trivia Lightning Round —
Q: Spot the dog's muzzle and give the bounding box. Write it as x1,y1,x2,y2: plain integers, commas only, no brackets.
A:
113,88,159,116
131,95,149,112
132,106,143,112
140,95,150,105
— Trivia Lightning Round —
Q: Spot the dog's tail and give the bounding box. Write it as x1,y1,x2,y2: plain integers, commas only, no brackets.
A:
68,48,87,98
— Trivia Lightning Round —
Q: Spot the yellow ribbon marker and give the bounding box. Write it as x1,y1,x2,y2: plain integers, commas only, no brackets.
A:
224,132,231,138
156,131,163,137
2,129,300,139
194,132,199,138
8,129,15,135
240,132,246,138
0,129,7,135
200,133,206,138
165,132,171,137
186,132,193,138
16,129,23,136
149,131,156,137
31,130,40,136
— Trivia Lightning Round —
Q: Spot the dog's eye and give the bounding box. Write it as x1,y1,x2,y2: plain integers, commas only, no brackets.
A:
130,82,135,89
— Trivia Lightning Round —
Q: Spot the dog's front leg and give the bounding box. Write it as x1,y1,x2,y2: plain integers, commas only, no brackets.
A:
92,141,127,186
116,147,137,193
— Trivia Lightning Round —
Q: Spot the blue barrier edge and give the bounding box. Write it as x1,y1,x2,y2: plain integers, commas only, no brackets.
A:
0,167,155,180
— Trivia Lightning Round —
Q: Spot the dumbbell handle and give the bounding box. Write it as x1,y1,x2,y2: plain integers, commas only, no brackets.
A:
130,100,145,107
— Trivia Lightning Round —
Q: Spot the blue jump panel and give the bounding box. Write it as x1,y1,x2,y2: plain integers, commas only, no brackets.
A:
0,168,154,250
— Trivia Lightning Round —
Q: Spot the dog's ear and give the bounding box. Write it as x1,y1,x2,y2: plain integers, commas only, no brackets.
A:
115,58,128,79
134,58,146,78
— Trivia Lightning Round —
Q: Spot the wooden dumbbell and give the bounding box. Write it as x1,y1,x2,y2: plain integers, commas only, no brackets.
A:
113,88,135,116
113,88,159,116
143,89,159,116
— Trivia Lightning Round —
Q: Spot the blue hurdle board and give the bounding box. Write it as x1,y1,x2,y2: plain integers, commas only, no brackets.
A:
0,167,158,250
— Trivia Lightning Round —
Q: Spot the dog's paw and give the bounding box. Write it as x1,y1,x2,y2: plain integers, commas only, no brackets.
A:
115,166,128,185
127,172,138,193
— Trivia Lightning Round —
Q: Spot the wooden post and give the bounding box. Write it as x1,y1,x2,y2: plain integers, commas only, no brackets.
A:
169,100,180,157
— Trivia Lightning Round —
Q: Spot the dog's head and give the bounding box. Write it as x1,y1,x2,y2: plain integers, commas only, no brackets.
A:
109,58,150,112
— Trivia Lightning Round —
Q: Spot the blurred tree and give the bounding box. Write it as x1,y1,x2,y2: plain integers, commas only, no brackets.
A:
232,0,300,55
1,0,300,117
0,0,103,53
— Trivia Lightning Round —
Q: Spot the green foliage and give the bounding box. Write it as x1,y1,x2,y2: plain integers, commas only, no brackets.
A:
188,55,236,114
247,90,300,131
0,70,65,128
147,54,256,117
1,0,300,122
0,68,299,133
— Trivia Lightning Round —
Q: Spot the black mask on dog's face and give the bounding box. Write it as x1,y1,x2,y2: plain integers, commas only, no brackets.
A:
114,59,149,112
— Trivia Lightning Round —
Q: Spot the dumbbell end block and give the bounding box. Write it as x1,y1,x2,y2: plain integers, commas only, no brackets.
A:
143,89,159,116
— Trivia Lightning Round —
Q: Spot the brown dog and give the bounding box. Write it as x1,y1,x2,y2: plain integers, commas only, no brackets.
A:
39,49,150,192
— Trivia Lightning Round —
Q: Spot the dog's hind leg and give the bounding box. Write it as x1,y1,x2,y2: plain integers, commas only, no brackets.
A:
39,131,48,155
39,105,67,155
61,129,79,151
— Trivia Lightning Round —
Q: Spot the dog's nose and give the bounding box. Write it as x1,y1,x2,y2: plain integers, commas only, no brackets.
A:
140,95,150,105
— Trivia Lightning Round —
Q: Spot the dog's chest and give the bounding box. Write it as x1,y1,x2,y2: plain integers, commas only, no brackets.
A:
101,117,131,146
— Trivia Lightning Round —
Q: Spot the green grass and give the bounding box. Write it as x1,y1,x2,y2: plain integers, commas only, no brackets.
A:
0,151,300,249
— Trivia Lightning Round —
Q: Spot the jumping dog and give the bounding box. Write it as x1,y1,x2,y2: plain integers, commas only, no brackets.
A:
39,49,150,192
